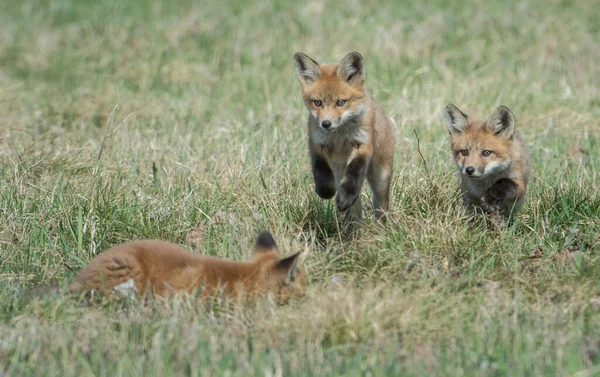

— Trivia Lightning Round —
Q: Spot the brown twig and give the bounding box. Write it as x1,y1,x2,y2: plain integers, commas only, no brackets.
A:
97,106,133,161
259,170,268,190
413,129,429,175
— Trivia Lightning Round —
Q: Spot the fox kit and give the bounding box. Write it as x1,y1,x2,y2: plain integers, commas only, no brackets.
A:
293,52,395,223
68,231,306,304
444,104,531,220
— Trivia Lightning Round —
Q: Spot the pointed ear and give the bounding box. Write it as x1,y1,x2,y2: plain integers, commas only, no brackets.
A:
487,106,515,139
276,252,301,284
337,52,366,85
444,104,469,134
293,52,321,85
253,230,278,254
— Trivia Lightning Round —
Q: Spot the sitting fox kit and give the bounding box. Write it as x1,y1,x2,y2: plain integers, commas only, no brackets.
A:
444,104,531,219
293,52,395,222
68,231,306,303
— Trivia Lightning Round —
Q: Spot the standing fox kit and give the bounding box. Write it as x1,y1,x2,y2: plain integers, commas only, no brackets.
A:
444,104,531,219
293,52,395,222
68,231,306,304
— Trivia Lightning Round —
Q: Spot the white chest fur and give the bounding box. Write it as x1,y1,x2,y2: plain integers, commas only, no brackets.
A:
312,123,369,149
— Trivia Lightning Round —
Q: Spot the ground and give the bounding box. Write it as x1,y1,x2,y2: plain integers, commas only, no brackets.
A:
1,0,599,375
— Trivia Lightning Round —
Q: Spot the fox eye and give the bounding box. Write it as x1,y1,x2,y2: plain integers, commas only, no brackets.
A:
335,99,347,107
482,150,492,157
460,149,469,156
312,99,322,107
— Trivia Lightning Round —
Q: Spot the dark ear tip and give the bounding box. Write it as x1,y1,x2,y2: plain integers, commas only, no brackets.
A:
348,52,365,65
278,252,301,268
445,104,458,118
255,230,276,249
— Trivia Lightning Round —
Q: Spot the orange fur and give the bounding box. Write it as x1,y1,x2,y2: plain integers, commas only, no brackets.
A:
444,104,531,219
294,52,395,223
68,231,306,303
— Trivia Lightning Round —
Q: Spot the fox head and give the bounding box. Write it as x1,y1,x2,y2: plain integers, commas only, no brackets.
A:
444,104,515,180
252,231,306,303
293,52,367,132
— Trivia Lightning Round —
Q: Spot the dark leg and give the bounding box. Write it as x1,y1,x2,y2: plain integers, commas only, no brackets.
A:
336,154,369,213
311,152,336,199
482,178,519,216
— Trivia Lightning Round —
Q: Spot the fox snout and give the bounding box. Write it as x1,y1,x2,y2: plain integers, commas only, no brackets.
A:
314,113,341,131
316,117,341,131
462,165,484,178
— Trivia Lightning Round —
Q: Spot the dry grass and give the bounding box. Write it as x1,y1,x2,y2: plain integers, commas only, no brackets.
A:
1,0,599,375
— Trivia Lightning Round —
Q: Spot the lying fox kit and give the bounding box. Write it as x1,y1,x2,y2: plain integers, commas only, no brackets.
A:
293,52,395,223
444,104,531,219
68,231,306,304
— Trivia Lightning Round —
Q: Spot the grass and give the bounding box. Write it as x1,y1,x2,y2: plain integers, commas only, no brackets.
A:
1,0,599,375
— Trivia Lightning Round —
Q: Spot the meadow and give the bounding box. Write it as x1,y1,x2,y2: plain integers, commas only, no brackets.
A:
1,0,599,375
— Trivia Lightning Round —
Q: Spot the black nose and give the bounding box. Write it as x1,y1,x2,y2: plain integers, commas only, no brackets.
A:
465,167,475,175
321,120,332,129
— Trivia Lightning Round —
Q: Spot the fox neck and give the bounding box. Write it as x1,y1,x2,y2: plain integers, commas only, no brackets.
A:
461,169,507,196
310,104,368,147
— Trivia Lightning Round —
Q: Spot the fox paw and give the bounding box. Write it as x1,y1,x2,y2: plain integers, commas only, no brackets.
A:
480,199,502,214
336,189,359,212
315,183,336,199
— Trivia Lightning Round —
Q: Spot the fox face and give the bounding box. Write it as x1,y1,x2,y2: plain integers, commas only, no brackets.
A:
252,231,307,303
444,104,515,180
293,52,366,132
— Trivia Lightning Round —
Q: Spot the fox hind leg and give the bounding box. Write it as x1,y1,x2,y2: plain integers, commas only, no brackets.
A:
68,253,140,298
367,162,392,221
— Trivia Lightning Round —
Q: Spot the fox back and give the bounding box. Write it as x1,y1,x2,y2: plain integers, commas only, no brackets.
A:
68,231,306,304
444,104,531,218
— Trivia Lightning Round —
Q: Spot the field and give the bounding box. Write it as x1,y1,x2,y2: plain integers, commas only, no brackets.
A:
1,0,599,375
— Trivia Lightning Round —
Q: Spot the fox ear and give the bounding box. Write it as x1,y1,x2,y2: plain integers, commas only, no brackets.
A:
337,52,366,85
293,52,321,85
444,104,469,134
254,230,278,254
276,252,301,284
488,106,515,139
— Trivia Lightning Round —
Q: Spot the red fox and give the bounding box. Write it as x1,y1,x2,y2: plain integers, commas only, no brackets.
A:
444,104,531,219
293,52,395,223
67,231,306,304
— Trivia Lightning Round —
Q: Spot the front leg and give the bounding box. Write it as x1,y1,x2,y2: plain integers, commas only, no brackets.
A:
310,152,336,199
482,178,523,216
336,151,370,213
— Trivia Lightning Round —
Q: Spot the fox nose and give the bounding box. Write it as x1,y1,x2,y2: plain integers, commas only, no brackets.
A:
465,167,475,176
321,120,332,129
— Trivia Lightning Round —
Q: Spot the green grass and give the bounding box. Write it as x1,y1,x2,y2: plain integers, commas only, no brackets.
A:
1,0,600,375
